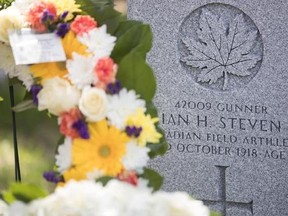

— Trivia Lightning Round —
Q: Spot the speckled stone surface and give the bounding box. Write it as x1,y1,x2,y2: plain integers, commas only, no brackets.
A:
128,1,288,215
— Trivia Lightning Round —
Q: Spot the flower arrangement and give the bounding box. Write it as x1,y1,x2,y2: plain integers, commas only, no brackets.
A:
0,0,216,215
1,180,210,216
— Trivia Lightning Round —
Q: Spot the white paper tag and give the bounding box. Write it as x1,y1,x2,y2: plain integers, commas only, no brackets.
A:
9,29,66,65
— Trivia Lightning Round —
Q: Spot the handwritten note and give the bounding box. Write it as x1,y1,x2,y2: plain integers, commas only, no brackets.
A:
9,29,66,65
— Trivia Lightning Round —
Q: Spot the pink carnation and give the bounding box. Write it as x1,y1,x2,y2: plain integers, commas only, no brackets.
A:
27,1,57,32
94,57,117,89
117,170,138,186
59,108,81,138
71,15,97,36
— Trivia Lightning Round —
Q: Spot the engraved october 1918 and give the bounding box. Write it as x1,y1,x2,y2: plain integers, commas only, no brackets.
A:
128,0,288,215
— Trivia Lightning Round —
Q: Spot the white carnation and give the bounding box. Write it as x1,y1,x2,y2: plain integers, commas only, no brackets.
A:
8,202,28,216
122,141,150,172
107,89,146,129
105,180,154,216
0,43,16,75
0,6,24,44
66,53,97,89
36,180,118,216
38,77,81,116
79,25,116,58
152,192,210,216
16,66,34,90
6,180,210,216
86,168,104,180
0,43,34,90
12,0,39,15
55,137,72,174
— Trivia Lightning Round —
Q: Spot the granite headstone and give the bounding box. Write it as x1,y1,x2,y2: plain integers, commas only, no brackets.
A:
128,1,288,215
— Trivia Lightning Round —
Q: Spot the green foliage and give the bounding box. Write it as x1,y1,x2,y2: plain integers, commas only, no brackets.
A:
112,21,156,102
12,100,36,112
3,183,48,204
76,0,114,11
117,52,156,102
0,0,14,10
111,24,153,63
114,20,142,38
145,102,168,158
147,130,168,159
77,0,123,34
210,211,221,216
8,78,22,86
139,168,163,191
96,176,114,186
0,96,3,102
92,7,124,34
146,101,158,118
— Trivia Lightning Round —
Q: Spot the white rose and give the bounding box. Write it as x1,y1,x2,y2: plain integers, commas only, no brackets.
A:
38,77,81,116
79,86,108,122
0,6,24,44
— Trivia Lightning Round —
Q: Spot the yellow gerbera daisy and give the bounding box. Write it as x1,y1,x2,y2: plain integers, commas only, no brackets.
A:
66,120,130,181
126,109,162,147
49,0,81,21
29,31,88,80
61,30,87,60
63,166,87,181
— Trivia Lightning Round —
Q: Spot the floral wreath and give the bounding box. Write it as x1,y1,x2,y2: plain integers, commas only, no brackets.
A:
0,0,214,215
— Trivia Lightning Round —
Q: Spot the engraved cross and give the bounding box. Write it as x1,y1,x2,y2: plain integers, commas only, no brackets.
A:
203,166,253,216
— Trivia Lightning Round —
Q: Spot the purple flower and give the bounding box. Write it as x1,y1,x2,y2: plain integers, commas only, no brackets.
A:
72,119,90,139
41,10,55,24
43,171,63,183
30,85,42,106
55,23,70,38
107,80,122,95
125,126,143,138
60,11,69,21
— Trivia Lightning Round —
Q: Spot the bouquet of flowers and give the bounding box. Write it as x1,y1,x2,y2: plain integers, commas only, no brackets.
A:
0,0,214,215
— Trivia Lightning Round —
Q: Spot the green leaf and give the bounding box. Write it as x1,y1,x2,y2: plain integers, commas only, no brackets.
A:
96,176,114,186
0,96,3,102
57,136,65,145
147,140,167,159
114,20,143,38
145,104,168,157
146,101,158,117
210,211,221,216
117,52,156,102
91,7,124,34
12,100,36,112
23,91,33,100
3,183,48,204
77,0,123,35
139,168,163,191
0,0,14,10
111,24,153,63
76,0,114,11
147,127,168,158
8,77,21,86
54,135,65,154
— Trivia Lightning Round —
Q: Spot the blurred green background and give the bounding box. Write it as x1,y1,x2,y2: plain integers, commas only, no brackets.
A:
0,0,127,193
0,75,59,192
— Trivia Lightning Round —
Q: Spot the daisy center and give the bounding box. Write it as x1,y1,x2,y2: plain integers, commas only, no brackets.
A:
99,145,111,158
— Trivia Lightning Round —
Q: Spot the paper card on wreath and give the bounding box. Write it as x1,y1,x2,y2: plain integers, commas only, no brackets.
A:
9,28,66,65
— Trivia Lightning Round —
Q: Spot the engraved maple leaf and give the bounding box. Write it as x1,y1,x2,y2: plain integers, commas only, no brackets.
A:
181,9,262,90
